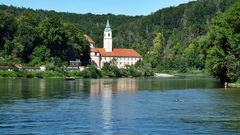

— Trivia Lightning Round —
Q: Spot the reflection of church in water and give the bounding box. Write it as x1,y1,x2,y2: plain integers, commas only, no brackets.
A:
88,78,138,132
89,78,138,96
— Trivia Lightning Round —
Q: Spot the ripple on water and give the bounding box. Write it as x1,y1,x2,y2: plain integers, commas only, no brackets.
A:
0,78,240,134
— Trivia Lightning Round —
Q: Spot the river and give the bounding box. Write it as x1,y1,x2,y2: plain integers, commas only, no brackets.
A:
0,77,240,134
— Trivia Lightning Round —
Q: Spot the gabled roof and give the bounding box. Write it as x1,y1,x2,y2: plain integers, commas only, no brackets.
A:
91,48,142,58
84,34,95,44
90,48,99,53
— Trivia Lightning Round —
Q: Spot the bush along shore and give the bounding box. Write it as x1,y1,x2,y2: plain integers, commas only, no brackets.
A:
0,64,154,79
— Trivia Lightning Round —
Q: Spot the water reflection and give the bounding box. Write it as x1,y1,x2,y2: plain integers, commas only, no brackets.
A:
0,78,240,134
90,78,138,96
138,77,221,90
101,82,112,133
0,77,222,102
88,79,139,133
39,79,46,97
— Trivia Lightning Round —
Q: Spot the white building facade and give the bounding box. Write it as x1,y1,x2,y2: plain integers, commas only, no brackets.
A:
88,19,142,69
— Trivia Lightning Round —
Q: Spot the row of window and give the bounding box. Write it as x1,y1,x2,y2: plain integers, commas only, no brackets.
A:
102,62,135,67
102,57,139,61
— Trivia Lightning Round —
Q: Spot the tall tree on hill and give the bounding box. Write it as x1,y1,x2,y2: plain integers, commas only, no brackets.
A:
205,1,240,83
149,32,163,68
11,11,39,63
0,9,16,49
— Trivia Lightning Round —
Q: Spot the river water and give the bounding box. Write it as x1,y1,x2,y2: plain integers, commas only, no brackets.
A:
0,77,240,134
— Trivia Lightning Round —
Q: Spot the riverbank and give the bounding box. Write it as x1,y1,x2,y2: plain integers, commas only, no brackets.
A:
0,70,65,78
0,69,210,79
173,70,210,77
154,70,210,78
0,65,153,79
229,80,240,88
154,73,175,77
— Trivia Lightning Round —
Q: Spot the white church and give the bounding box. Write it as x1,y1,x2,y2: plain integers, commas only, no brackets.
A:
85,19,142,69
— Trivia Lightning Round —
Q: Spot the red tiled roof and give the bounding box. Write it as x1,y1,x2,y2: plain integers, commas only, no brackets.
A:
90,48,99,52
91,48,142,58
84,34,95,44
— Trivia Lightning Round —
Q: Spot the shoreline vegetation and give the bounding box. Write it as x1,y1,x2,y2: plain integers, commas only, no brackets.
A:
0,68,210,79
0,65,154,79
1,68,239,88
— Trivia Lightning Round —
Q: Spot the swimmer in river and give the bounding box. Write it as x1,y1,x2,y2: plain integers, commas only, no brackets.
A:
176,99,184,102
224,82,228,89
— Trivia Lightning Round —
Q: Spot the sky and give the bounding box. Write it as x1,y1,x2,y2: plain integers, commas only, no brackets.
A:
0,0,194,16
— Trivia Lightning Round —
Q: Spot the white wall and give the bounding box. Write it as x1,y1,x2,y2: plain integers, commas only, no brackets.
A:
100,57,141,69
103,31,112,52
91,52,101,68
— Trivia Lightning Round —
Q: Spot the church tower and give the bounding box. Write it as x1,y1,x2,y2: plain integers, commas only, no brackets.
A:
103,18,112,52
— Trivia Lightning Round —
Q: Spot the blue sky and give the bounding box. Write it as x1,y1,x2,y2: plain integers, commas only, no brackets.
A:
0,0,194,16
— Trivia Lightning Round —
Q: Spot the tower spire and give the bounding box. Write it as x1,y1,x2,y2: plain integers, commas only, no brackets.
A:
104,17,111,32
106,17,110,28
104,17,112,52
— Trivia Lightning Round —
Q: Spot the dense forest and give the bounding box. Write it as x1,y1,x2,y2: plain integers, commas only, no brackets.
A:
0,0,239,82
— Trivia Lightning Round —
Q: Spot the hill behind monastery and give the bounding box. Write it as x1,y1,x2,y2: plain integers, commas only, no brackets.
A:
0,0,237,68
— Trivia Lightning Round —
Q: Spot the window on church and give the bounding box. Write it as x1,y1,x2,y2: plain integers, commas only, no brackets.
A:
108,33,110,37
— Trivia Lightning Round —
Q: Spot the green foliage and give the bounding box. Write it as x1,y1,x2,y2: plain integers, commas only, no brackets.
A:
182,43,199,68
81,65,102,78
0,0,239,82
202,1,240,83
149,32,163,68
30,46,51,66
0,8,89,68
101,61,152,78
102,61,121,77
0,70,16,77
0,0,236,69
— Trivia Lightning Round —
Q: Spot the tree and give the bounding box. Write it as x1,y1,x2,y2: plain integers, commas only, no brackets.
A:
205,2,240,83
10,13,39,62
149,32,163,68
39,16,69,60
183,43,197,68
30,46,51,66
0,9,16,49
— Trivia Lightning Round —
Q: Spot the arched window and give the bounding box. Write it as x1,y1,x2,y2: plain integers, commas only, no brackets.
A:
108,33,110,37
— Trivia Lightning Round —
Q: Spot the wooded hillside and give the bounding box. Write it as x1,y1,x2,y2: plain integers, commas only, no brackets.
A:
0,0,239,82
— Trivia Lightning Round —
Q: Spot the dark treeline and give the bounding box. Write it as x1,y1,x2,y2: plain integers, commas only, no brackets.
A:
0,0,239,82
0,6,90,69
